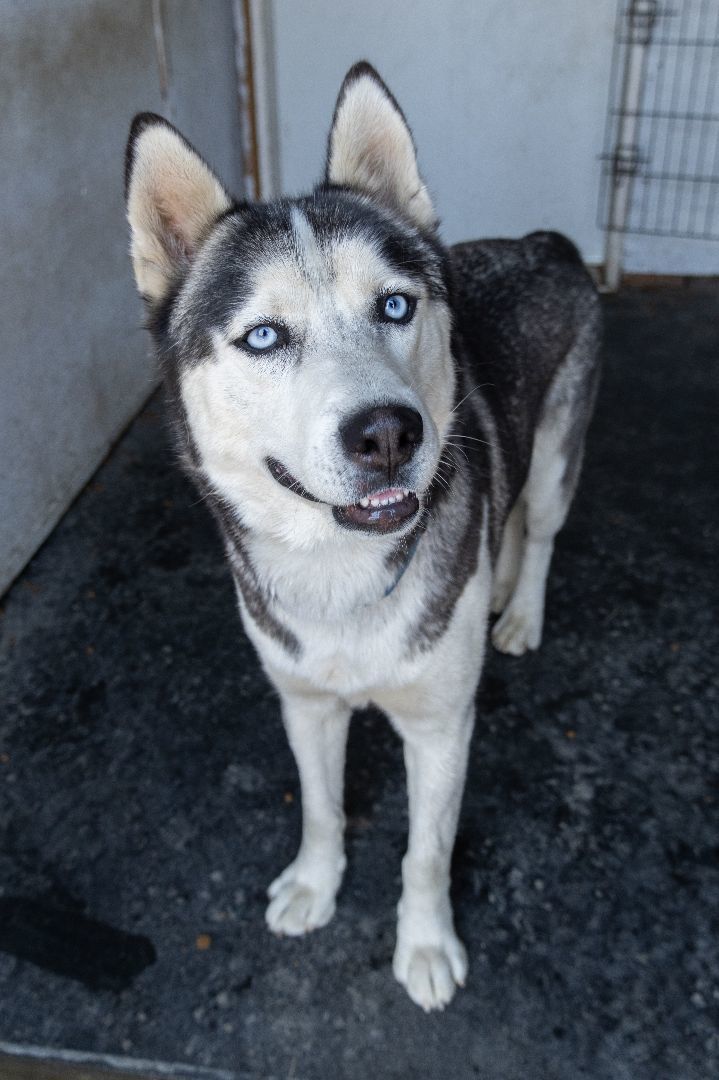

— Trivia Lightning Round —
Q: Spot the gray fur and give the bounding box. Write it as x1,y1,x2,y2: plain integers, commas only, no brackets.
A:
398,232,601,649
204,491,301,658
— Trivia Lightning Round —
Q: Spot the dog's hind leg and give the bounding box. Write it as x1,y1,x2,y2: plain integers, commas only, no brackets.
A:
490,496,525,614
492,324,600,656
265,683,351,936
491,458,565,656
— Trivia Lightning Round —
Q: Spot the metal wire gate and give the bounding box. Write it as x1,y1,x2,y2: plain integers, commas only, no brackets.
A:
600,0,719,287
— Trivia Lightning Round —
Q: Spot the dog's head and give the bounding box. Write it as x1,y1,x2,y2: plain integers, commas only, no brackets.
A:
126,63,455,545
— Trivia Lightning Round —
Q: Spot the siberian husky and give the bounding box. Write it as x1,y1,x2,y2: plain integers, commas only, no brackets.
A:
125,62,601,1011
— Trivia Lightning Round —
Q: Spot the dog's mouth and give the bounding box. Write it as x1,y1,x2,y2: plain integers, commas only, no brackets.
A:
266,458,420,534
333,487,420,533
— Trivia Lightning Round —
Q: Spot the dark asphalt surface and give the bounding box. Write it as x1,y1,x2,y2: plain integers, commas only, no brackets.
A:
1,287,718,1080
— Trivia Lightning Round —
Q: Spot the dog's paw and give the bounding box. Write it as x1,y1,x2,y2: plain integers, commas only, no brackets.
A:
393,932,468,1012
265,859,342,937
491,603,542,655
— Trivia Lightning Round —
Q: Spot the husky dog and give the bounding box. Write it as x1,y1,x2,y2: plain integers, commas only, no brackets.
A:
125,62,600,1011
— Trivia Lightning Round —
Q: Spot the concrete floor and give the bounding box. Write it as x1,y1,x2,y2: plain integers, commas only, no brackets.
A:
0,287,717,1080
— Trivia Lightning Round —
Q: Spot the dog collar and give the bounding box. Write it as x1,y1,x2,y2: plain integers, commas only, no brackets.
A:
384,532,421,597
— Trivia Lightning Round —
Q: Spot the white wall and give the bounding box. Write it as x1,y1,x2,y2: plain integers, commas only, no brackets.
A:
269,0,617,264
624,233,719,275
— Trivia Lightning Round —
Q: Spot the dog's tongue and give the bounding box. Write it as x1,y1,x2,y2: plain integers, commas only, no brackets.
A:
335,488,419,533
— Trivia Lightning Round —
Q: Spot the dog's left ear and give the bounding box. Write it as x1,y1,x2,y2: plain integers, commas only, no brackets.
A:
326,62,436,231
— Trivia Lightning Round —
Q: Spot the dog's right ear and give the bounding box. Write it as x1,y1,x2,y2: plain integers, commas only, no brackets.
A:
125,114,232,304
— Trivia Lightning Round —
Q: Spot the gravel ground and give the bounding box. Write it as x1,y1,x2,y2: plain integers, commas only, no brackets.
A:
0,286,718,1080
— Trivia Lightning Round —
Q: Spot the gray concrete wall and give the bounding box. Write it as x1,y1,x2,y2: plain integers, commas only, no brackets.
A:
269,0,616,262
269,0,719,275
0,0,244,595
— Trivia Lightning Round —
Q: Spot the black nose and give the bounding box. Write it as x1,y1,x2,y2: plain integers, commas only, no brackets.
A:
340,404,423,481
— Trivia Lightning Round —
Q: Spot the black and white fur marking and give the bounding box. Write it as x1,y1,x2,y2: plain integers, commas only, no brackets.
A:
125,62,601,1012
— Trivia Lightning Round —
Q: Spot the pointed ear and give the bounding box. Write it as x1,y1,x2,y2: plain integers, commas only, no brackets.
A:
325,62,436,231
125,114,232,303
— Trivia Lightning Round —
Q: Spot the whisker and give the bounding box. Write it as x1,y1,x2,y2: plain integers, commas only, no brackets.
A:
446,443,485,456
448,434,490,446
448,445,470,465
450,382,494,415
431,467,451,491
437,451,456,474
188,485,222,509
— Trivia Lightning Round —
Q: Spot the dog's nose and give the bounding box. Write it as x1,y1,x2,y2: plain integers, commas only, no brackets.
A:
340,404,423,479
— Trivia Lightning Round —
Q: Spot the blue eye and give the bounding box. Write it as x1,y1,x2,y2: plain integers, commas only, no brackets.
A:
244,324,279,351
381,293,414,323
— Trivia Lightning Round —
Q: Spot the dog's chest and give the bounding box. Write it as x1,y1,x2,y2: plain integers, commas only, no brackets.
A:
238,515,492,716
293,619,393,700
239,557,430,702
290,593,420,697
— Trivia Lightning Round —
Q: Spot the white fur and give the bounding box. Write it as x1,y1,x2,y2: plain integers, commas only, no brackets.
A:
258,510,492,1011
491,496,525,615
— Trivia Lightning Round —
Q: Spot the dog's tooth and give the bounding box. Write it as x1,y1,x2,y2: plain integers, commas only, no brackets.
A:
360,497,369,508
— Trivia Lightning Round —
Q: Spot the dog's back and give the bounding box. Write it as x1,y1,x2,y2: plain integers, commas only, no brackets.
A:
444,232,601,655
449,231,601,538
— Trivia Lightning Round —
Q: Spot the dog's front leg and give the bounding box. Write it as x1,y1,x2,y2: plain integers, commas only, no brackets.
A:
390,704,474,1011
265,680,351,937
